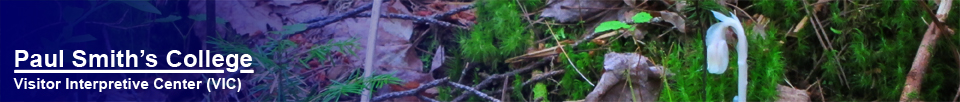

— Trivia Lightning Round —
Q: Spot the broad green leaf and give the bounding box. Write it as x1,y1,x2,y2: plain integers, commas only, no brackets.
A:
216,17,227,24
150,15,181,23
188,14,228,24
830,27,841,34
594,21,631,33
270,23,308,35
64,34,97,43
187,14,205,21
633,12,653,23
122,0,161,14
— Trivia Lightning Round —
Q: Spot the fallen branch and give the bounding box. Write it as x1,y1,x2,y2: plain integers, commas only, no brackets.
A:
901,0,952,101
303,0,384,29
354,13,471,30
372,77,450,101
429,3,475,19
452,60,549,102
302,1,475,30
448,81,502,102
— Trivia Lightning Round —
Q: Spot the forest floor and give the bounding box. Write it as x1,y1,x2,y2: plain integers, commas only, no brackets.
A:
192,0,960,101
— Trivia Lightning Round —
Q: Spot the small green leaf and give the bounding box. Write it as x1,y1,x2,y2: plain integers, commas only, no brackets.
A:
150,15,181,23
633,12,653,23
215,17,227,25
64,34,97,43
594,21,631,33
122,0,161,14
830,27,841,34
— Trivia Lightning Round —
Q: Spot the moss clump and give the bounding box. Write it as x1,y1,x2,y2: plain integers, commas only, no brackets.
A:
447,0,542,101
458,0,540,64
749,0,960,101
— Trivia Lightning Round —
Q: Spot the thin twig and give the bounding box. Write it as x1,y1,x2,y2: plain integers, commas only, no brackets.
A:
448,81,502,102
724,2,756,22
802,0,849,88
372,77,450,101
429,3,475,19
501,75,509,101
301,2,375,24
458,62,472,84
452,60,549,102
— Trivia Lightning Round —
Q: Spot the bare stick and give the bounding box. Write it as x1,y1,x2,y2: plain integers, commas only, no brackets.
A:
901,0,952,101
354,13,471,30
301,2,376,24
448,82,503,102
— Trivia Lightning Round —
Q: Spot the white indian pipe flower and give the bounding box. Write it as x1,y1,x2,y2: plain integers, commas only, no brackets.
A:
706,10,748,102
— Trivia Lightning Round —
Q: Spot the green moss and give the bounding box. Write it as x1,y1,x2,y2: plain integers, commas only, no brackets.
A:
459,0,539,64
748,0,959,101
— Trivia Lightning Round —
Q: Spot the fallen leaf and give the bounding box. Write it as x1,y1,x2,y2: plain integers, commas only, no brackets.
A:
658,11,687,33
289,34,307,45
430,46,445,73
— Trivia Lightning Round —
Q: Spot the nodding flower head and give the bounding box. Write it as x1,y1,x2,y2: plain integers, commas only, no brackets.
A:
705,11,746,74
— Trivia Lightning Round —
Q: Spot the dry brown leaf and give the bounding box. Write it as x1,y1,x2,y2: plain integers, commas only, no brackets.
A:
658,11,687,33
